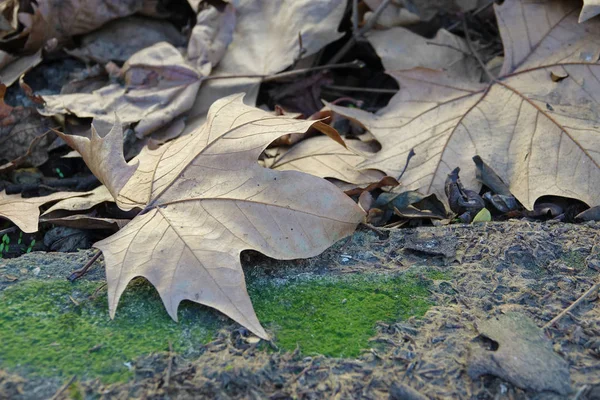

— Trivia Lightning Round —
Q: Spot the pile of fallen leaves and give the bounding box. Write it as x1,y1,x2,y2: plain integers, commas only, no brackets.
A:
0,0,599,336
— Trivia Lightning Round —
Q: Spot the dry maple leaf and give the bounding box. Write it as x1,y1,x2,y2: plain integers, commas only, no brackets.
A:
330,0,600,209
0,190,89,233
65,94,364,338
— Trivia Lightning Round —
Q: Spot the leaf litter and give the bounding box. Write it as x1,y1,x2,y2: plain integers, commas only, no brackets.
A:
0,0,600,397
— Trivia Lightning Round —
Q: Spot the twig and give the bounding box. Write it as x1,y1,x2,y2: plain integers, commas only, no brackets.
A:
360,222,389,239
291,358,315,383
89,282,107,300
50,375,76,400
328,0,392,64
203,60,364,83
323,84,398,94
543,280,600,330
68,250,101,282
0,130,52,173
461,16,495,82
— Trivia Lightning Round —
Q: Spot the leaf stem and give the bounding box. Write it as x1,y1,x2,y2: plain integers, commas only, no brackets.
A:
202,60,365,83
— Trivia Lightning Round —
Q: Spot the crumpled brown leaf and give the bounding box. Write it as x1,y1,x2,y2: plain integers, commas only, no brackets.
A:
0,0,158,53
187,3,236,76
65,94,364,338
189,0,346,119
330,0,600,209
40,42,202,137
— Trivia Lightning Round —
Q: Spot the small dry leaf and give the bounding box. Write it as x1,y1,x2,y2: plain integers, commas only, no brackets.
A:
330,0,600,209
42,185,114,215
187,4,236,76
271,136,385,185
67,94,364,338
40,213,128,230
0,190,88,233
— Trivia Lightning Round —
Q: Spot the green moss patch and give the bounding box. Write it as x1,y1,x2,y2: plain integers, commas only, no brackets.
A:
0,270,438,382
0,280,219,383
250,272,435,358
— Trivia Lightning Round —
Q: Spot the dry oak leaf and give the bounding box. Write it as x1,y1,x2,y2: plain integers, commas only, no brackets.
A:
272,135,385,185
330,0,600,209
79,94,364,338
0,190,89,233
189,0,346,119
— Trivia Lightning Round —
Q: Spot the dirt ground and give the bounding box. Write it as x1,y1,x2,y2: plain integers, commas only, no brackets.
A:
1,220,600,399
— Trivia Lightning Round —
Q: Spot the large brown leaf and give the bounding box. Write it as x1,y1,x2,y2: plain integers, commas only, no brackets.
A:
68,94,364,338
330,0,600,209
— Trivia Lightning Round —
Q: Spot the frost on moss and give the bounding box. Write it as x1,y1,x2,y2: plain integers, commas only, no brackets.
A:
0,270,440,382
